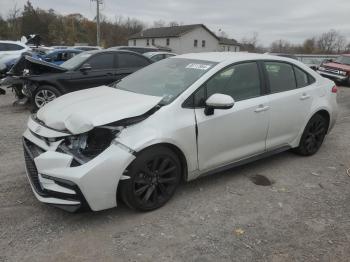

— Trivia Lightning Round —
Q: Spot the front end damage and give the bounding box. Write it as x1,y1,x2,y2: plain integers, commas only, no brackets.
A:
23,115,137,212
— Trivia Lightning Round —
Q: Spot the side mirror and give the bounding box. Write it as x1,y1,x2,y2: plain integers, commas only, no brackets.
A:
204,93,234,116
80,63,92,72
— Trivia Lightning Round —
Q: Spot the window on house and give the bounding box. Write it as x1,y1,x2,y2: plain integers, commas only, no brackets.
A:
166,38,170,46
194,39,198,47
202,40,206,48
152,39,155,45
133,39,136,46
147,39,150,46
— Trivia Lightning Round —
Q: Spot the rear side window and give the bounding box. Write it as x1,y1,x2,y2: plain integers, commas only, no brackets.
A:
265,62,296,93
6,44,24,51
0,43,24,51
294,66,309,88
118,53,150,68
87,53,114,69
206,62,261,102
294,66,315,87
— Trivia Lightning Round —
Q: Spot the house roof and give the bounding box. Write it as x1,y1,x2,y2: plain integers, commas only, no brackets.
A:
218,37,240,46
129,24,219,40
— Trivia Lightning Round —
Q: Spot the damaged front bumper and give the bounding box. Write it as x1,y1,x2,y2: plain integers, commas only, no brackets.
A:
23,117,136,212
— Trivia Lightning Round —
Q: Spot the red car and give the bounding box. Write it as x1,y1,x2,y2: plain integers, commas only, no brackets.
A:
317,54,350,86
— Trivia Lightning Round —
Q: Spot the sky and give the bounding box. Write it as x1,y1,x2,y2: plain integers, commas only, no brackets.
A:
1,0,349,45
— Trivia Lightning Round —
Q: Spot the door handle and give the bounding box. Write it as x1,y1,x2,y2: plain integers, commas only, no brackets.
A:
300,93,311,100
254,105,270,113
105,72,114,76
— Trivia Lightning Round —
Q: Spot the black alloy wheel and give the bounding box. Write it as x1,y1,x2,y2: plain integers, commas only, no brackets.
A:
294,114,328,156
120,146,181,211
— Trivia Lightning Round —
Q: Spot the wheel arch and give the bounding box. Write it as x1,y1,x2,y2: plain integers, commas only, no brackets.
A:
134,142,189,183
35,81,66,94
314,109,330,133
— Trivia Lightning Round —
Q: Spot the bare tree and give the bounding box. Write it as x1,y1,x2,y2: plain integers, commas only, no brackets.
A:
168,21,179,27
270,39,293,53
317,29,345,53
301,38,317,54
241,32,263,52
7,3,21,39
217,29,228,38
153,20,166,28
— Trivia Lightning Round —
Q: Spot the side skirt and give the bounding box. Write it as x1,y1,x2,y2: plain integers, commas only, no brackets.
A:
197,146,291,179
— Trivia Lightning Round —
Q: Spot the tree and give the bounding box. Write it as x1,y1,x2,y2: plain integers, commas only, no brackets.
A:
153,20,166,28
317,29,345,53
301,38,317,54
270,39,293,53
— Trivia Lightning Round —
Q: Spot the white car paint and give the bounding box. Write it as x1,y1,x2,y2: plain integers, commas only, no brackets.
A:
22,52,338,212
0,40,30,65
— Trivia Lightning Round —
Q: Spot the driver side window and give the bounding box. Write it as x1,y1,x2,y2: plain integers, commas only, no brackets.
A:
206,62,261,102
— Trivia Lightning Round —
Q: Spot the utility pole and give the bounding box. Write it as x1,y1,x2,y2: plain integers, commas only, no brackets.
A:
91,0,102,46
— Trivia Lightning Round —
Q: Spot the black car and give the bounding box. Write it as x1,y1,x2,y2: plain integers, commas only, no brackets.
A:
18,50,151,110
108,46,165,54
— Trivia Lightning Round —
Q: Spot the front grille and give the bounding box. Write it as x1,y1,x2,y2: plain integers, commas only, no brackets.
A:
23,138,46,195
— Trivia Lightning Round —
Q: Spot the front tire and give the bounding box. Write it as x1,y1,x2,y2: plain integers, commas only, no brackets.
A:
32,85,61,111
293,114,328,156
120,146,181,211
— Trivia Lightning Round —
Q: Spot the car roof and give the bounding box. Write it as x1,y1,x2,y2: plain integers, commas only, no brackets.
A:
144,51,176,56
175,52,297,63
49,48,82,53
0,40,27,47
83,49,150,57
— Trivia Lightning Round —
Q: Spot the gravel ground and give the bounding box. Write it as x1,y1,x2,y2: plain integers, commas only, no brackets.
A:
0,87,349,262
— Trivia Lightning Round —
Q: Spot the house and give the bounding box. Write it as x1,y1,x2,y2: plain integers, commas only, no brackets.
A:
128,24,240,54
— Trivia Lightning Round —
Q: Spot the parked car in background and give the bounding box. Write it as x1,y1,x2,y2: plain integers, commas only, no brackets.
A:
39,49,83,65
317,54,350,86
22,53,337,212
72,46,102,51
298,57,324,71
108,46,163,54
19,50,151,109
0,40,30,56
143,51,177,62
0,40,30,76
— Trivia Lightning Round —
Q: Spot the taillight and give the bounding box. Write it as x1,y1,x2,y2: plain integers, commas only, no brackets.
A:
331,85,338,93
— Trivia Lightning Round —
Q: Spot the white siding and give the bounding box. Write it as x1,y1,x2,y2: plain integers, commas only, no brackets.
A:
128,26,240,54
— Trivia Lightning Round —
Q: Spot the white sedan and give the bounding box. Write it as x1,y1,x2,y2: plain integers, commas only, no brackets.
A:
22,52,338,212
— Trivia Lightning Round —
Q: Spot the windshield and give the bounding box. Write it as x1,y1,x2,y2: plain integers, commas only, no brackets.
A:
333,55,350,65
115,58,217,105
60,52,92,69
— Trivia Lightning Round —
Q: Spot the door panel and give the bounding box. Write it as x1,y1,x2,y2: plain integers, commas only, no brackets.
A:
64,53,116,91
194,62,269,171
195,97,269,171
263,61,315,149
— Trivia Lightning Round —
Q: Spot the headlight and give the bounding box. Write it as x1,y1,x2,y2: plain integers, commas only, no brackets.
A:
339,71,347,76
62,126,122,160
318,66,325,71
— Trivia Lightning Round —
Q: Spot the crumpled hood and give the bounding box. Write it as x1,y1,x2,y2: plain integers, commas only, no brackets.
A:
37,86,162,134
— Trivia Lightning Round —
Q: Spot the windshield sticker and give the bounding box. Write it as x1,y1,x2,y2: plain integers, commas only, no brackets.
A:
186,63,212,70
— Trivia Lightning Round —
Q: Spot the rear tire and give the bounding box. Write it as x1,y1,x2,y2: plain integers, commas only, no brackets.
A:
32,85,61,111
119,146,181,211
293,114,328,156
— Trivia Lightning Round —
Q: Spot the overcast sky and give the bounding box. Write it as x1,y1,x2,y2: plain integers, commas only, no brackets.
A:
1,0,349,45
